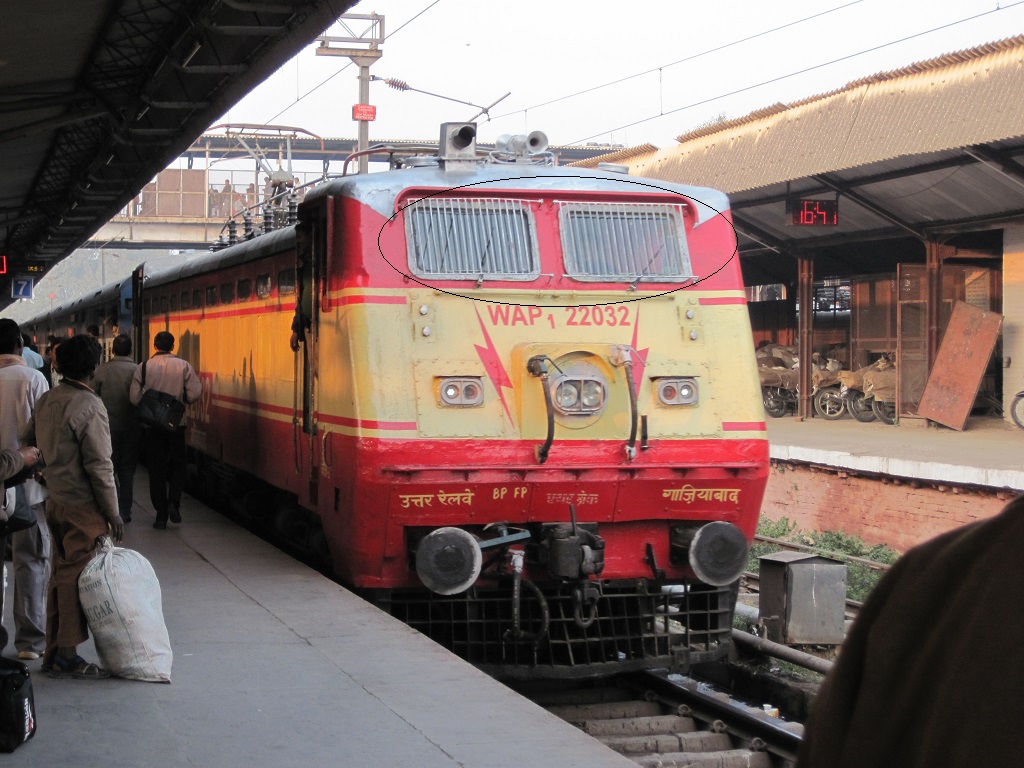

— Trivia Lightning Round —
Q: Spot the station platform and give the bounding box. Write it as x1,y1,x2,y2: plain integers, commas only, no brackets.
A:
765,414,1024,493
2,482,635,768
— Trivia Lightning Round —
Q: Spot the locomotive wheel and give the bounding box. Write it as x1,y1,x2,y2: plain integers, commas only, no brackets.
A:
847,391,876,422
872,399,897,425
813,387,846,420
1011,394,1024,430
763,387,788,418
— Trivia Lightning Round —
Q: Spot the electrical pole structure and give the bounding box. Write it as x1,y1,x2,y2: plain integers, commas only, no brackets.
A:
316,14,384,175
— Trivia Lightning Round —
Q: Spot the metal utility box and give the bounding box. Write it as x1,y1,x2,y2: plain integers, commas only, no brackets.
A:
758,551,846,645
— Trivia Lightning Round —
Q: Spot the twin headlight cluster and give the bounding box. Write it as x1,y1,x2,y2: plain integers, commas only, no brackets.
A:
553,377,605,414
439,374,699,411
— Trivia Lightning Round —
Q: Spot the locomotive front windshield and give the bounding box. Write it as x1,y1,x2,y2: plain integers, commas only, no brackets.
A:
559,201,693,283
406,197,539,280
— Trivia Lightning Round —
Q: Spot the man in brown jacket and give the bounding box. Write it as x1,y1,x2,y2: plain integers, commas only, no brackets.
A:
22,334,124,679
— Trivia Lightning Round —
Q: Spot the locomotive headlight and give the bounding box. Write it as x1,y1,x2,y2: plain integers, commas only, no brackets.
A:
580,379,604,409
551,375,606,415
439,377,485,407
555,381,579,408
657,377,699,406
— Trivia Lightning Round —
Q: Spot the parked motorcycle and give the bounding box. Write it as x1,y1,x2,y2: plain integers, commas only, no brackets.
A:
862,355,897,425
763,383,799,418
1010,388,1024,429
759,365,799,418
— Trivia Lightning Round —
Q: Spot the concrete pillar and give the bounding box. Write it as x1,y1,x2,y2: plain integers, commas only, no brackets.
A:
1002,225,1024,420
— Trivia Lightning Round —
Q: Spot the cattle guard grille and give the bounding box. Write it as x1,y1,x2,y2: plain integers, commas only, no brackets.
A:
379,580,735,680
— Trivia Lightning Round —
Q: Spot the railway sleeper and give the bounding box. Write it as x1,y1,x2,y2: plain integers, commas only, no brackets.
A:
632,748,772,768
545,700,663,720
525,685,635,707
576,714,696,738
600,729,730,754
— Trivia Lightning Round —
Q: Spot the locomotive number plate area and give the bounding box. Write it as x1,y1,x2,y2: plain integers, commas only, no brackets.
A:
482,303,637,330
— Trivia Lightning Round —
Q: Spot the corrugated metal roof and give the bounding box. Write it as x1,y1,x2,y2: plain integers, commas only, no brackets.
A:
646,36,1024,193
572,36,1024,195
562,143,659,167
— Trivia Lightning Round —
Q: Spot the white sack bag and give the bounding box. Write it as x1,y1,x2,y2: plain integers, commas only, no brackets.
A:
78,537,172,682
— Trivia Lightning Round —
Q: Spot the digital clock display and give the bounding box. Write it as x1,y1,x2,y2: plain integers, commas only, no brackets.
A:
790,198,839,227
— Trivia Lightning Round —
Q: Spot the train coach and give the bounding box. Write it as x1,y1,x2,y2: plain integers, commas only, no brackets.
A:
29,123,770,679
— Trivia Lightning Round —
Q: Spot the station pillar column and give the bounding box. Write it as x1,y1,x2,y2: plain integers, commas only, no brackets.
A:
797,253,814,419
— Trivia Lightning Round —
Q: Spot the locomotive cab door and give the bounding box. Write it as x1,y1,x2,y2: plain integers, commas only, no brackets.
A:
131,265,147,362
295,222,316,435
295,208,328,506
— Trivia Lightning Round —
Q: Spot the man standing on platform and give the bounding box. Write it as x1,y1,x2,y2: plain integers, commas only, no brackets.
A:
129,331,201,529
92,334,140,523
20,334,44,373
23,334,123,679
0,320,51,662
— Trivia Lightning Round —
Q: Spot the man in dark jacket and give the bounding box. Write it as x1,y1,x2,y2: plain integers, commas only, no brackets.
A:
92,334,140,523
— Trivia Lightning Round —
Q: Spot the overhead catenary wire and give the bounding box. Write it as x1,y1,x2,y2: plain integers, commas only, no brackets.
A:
489,0,865,121
267,0,860,133
567,0,1024,146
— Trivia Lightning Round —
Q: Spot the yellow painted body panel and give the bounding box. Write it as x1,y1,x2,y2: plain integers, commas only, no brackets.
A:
305,286,767,443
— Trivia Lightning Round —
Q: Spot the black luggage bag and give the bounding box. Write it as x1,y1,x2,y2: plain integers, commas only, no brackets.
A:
0,657,36,751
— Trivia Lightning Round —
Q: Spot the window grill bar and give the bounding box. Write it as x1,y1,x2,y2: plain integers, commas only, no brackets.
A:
612,204,628,276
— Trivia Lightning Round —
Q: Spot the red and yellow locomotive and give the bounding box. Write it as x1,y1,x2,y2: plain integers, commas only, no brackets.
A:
35,123,769,678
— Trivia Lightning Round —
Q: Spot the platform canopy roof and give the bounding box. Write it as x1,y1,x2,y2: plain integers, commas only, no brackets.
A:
574,36,1024,286
0,0,356,310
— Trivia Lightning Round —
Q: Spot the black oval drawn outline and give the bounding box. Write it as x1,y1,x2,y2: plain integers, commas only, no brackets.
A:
375,175,739,309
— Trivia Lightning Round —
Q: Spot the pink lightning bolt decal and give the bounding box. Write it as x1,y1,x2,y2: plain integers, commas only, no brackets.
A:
474,307,514,423
629,305,649,390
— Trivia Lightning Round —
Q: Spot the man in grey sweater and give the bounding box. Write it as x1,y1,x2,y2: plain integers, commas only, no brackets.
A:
129,331,201,530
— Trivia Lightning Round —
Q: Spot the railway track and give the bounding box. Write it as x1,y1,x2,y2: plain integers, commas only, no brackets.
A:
521,669,804,767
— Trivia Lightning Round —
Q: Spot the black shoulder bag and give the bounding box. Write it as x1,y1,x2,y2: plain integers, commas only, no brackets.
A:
136,361,187,432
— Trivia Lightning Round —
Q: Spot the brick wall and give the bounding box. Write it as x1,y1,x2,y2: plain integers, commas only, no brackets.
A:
761,460,1017,553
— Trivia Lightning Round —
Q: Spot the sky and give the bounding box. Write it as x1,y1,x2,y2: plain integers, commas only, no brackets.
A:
216,0,1024,151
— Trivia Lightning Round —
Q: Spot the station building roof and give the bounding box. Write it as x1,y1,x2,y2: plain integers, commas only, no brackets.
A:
573,36,1024,286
